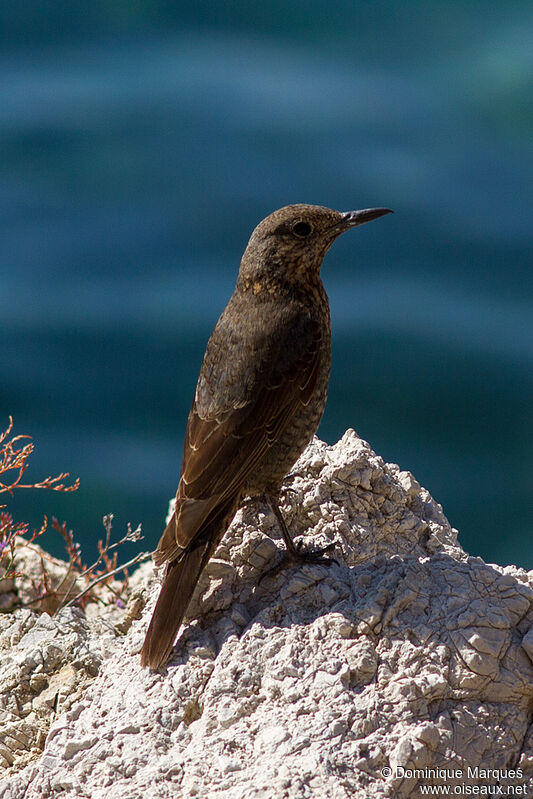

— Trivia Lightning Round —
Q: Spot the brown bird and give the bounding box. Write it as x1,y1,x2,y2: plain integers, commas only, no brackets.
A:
140,203,392,669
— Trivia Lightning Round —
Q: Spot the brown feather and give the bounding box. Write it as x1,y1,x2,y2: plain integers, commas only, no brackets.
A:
154,313,323,565
179,320,322,502
140,542,210,669
142,307,325,667
141,496,238,669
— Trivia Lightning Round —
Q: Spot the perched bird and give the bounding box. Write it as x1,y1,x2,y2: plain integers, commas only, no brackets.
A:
141,203,392,669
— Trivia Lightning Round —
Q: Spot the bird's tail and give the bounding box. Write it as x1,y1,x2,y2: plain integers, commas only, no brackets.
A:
140,500,236,669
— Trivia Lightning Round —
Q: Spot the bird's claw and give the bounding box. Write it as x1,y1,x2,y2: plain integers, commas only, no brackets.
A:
258,540,339,583
293,539,338,564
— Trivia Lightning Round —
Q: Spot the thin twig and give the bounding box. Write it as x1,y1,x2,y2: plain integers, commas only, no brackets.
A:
58,551,151,611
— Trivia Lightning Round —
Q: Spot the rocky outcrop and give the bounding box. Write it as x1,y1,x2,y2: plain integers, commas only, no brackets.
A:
1,431,532,797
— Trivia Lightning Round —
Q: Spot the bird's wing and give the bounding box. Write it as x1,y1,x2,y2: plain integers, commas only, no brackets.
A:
154,297,325,565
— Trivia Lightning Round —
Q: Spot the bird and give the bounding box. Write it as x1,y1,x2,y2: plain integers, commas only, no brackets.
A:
140,203,392,669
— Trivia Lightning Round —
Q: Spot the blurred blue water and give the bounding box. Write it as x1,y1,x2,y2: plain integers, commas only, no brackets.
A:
2,3,532,567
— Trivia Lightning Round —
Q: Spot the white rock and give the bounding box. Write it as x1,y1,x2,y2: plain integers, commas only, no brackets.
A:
0,433,532,798
522,627,533,664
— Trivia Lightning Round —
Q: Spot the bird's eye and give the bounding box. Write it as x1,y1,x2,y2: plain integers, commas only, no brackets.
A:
292,221,312,238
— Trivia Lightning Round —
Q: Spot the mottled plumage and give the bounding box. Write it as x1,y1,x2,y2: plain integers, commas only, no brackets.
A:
141,203,392,669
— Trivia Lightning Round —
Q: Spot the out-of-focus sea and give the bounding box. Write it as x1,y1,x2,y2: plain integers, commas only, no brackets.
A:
2,3,532,568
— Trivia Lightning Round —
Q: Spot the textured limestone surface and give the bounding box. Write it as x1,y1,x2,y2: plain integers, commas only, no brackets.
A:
1,431,532,798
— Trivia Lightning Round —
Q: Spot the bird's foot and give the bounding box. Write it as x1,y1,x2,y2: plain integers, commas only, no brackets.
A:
256,494,339,583
258,539,338,583
287,537,338,564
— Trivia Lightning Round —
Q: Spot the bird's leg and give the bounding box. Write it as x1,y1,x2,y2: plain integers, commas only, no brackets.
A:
266,495,338,566
268,496,299,557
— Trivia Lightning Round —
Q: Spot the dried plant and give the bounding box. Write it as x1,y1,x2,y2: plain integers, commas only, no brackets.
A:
0,416,80,497
0,416,78,584
51,514,149,613
0,511,48,583
0,417,150,614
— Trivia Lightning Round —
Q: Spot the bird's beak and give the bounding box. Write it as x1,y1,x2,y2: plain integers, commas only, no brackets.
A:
340,208,393,229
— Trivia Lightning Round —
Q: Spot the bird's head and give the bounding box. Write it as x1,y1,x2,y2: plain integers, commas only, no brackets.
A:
238,204,392,290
